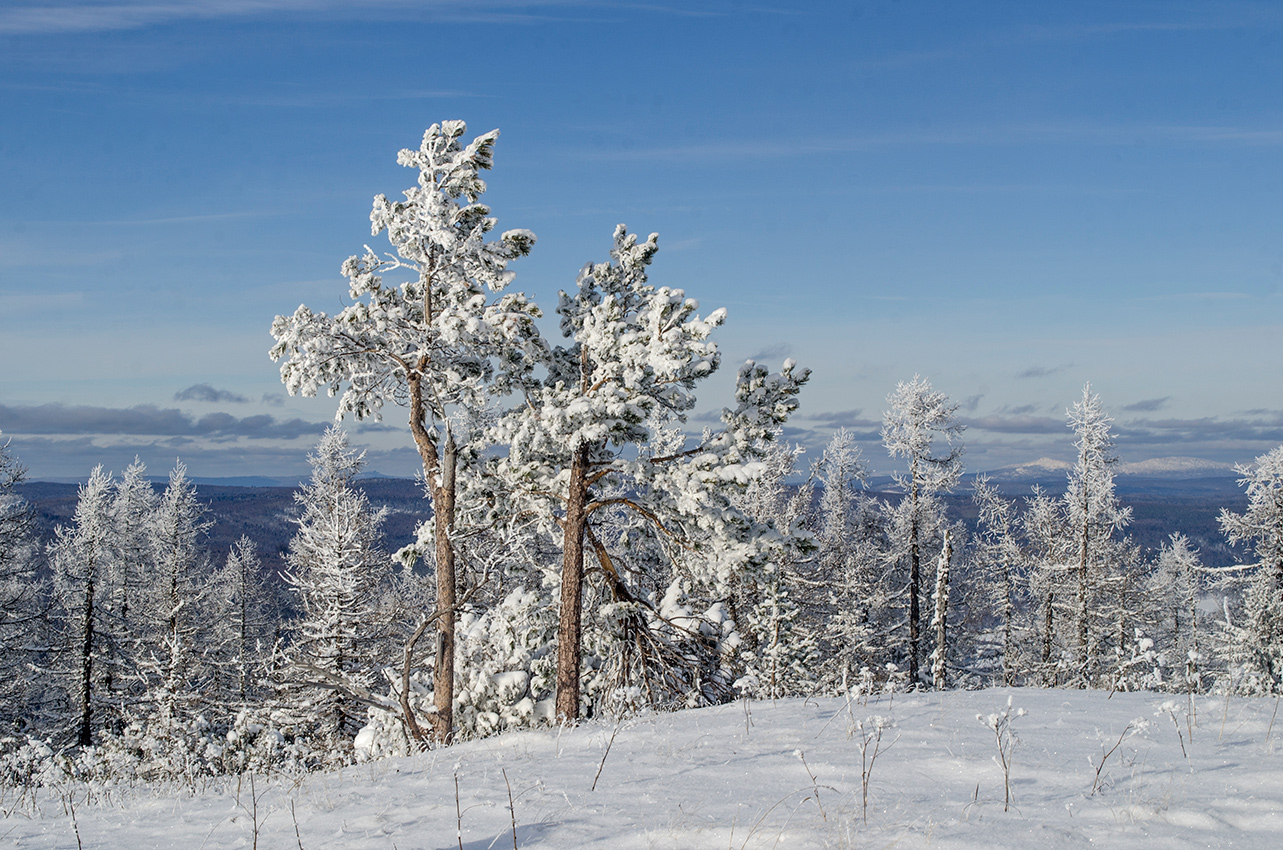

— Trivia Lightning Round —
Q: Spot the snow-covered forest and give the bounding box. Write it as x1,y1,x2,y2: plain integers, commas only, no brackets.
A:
2,123,1282,843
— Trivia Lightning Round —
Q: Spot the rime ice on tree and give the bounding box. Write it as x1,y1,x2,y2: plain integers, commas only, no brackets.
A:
270,121,540,743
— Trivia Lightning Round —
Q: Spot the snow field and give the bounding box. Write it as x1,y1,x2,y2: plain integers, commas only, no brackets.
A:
5,688,1282,849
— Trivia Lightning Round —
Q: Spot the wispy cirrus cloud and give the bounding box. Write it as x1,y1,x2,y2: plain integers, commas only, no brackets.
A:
0,1,443,33
0,0,731,35
581,122,1283,163
846,10,1282,77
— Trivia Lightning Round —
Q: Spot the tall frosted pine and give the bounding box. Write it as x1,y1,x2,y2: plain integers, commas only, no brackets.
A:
881,375,964,685
492,225,809,722
142,462,214,723
1219,445,1283,692
1064,384,1130,685
49,467,116,745
0,435,42,734
282,426,391,755
271,121,540,743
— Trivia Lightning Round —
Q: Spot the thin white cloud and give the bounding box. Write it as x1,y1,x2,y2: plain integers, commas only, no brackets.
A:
83,210,279,226
856,12,1283,72
0,1,510,33
1158,126,1283,145
0,248,123,269
205,89,489,108
580,122,1283,162
0,0,729,34
1015,14,1283,42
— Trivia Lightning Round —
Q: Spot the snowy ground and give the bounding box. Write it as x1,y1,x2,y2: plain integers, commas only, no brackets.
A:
5,688,1282,849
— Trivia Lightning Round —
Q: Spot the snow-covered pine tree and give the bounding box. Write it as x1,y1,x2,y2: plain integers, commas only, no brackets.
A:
281,427,392,757
48,467,117,745
1099,537,1152,691
270,121,541,743
1146,533,1205,691
139,462,215,726
881,375,965,685
1022,484,1072,682
1064,384,1131,685
815,429,892,690
0,434,42,734
971,475,1027,685
104,458,159,725
356,507,556,754
211,536,278,706
1218,445,1283,693
492,225,809,722
732,439,819,700
575,430,737,714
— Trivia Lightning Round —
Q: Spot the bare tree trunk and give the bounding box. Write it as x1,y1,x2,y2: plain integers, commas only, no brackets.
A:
76,573,95,746
1002,555,1016,686
165,555,182,721
1116,566,1130,666
1042,589,1055,686
399,618,431,746
556,442,590,723
907,470,920,684
1187,568,1199,679
1076,519,1090,686
431,431,458,743
408,371,459,744
238,562,249,704
931,530,952,690
1075,430,1092,685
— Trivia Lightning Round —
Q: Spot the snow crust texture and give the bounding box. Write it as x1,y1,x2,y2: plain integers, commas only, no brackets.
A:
8,688,1282,849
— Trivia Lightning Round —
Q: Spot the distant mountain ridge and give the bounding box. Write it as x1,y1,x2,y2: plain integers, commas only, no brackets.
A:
982,455,1235,482
980,457,1072,480
15,458,1250,573
29,470,406,488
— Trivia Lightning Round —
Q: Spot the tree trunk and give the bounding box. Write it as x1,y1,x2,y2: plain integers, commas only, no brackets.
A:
1041,589,1055,686
77,573,95,747
1186,566,1199,682
1002,555,1016,686
408,373,458,744
1076,518,1090,686
931,530,952,690
1116,567,1130,667
431,431,458,743
1075,434,1092,684
556,442,591,723
238,561,249,703
907,470,920,684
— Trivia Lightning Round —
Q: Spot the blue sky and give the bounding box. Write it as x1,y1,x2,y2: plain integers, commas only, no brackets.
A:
1,0,1281,480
